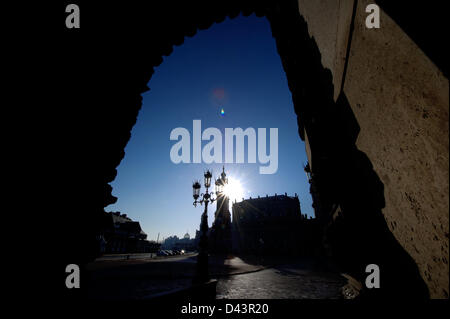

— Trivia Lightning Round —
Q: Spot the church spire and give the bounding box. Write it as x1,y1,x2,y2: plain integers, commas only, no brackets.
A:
221,166,227,183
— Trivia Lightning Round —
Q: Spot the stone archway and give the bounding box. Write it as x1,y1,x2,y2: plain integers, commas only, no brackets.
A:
53,0,447,298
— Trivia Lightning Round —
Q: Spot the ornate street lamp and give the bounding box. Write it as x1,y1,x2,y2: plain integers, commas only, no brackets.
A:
204,170,212,188
193,181,201,203
192,169,216,283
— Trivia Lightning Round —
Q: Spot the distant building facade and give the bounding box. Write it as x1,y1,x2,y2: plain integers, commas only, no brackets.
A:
232,193,319,256
100,212,160,253
161,232,196,251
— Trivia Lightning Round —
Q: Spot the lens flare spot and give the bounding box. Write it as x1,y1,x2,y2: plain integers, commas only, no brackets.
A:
220,108,225,116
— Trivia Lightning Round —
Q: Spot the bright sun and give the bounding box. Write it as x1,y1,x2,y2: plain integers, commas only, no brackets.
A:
223,177,244,203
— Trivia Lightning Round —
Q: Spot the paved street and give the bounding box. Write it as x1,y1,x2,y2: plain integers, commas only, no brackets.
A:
95,253,156,261
86,254,346,299
216,263,346,299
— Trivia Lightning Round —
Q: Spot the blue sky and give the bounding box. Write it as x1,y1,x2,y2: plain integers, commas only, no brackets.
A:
106,14,313,241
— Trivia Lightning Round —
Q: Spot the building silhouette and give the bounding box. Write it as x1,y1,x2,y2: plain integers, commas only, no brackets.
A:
100,212,160,253
162,232,196,251
209,167,232,254
232,193,319,256
205,167,319,257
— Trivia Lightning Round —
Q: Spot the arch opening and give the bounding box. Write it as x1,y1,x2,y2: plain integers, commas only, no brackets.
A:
60,0,431,299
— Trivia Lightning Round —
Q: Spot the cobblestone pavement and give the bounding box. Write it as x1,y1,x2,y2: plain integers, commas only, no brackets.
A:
216,263,346,299
87,255,346,299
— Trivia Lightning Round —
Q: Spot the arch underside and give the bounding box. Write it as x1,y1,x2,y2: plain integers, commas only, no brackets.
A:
54,0,438,298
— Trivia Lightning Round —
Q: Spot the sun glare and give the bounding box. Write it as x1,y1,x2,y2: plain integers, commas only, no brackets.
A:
223,177,244,203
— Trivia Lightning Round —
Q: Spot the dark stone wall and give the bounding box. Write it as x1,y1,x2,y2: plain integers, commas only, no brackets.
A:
32,0,445,299
269,1,429,298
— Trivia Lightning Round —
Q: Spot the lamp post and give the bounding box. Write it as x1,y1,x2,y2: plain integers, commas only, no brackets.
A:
192,169,216,284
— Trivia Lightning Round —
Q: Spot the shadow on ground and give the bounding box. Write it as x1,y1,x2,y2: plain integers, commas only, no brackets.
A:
85,253,337,299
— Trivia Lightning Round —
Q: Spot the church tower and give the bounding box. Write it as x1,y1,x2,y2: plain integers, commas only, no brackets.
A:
210,166,232,254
